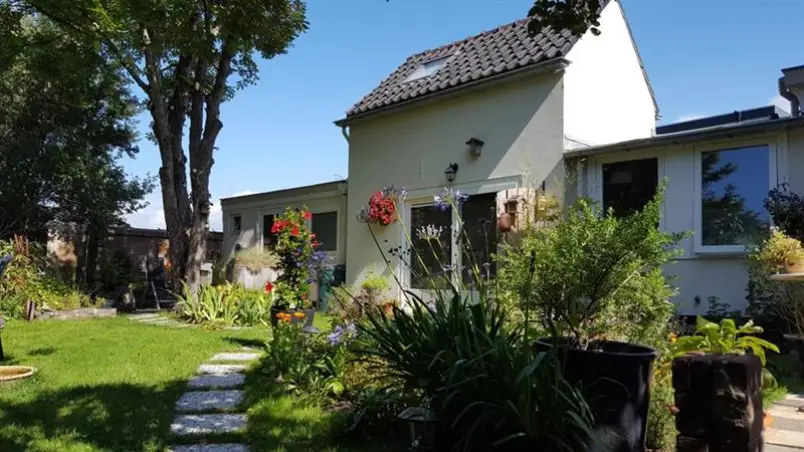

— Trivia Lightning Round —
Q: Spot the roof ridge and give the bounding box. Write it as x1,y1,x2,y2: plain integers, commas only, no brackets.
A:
405,18,532,62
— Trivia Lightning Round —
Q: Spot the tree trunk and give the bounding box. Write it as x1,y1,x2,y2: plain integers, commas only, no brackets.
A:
84,227,99,287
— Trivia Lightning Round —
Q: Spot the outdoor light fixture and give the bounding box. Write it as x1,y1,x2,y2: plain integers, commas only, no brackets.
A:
445,163,459,183
465,137,484,157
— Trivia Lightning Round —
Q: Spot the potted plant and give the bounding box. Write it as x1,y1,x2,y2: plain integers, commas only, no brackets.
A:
762,227,804,274
356,186,406,226
268,207,320,330
524,187,686,452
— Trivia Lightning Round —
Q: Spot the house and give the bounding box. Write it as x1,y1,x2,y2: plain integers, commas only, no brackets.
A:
222,0,804,313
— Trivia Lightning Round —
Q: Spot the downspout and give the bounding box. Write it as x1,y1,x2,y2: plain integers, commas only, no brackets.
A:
779,77,800,116
340,125,350,142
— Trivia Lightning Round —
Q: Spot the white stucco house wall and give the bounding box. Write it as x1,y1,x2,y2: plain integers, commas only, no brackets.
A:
221,1,804,313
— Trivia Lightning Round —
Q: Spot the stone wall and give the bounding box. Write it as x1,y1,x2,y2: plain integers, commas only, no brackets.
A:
672,354,764,452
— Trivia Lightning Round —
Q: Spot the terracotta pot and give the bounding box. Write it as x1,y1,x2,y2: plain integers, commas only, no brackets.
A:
785,256,804,274
497,213,513,232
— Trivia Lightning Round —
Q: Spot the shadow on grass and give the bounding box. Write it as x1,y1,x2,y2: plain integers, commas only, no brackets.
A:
224,337,266,350
28,347,57,357
0,381,186,451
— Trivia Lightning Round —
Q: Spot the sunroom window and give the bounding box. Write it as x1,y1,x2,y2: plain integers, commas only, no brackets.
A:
699,145,770,248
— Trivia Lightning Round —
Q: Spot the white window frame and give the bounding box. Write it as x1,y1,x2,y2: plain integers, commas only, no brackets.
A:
259,211,280,248
591,151,667,231
399,176,520,294
309,209,339,254
693,136,777,255
229,213,242,235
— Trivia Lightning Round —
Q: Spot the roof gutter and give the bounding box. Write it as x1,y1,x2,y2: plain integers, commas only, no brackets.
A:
563,116,804,159
334,57,570,127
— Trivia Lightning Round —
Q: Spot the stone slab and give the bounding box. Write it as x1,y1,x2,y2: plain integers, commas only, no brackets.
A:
197,364,247,375
771,415,804,433
45,308,117,320
170,414,246,436
769,404,804,420
766,428,804,449
130,313,160,320
139,317,172,324
169,444,248,452
187,374,245,390
765,444,804,452
210,353,261,362
175,390,243,412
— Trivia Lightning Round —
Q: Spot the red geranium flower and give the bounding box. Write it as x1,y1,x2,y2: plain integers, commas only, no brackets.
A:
303,210,312,221
264,282,274,293
291,226,300,236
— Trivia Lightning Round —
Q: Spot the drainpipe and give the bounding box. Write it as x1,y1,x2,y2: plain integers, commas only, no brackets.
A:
340,125,350,142
779,77,800,116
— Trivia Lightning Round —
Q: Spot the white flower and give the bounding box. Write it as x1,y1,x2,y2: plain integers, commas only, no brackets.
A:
416,224,444,241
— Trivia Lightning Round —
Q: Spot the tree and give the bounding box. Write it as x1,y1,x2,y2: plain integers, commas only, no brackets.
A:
4,0,309,290
0,16,153,244
527,0,603,37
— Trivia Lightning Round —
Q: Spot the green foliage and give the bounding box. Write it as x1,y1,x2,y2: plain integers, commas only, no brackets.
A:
499,185,685,348
673,316,780,365
356,289,595,451
332,269,395,324
175,283,271,327
746,233,804,335
0,238,97,317
0,15,153,238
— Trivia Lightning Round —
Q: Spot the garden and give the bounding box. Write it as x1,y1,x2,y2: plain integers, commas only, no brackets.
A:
2,185,804,452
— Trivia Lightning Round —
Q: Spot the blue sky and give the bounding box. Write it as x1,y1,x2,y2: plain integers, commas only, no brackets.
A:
124,0,804,231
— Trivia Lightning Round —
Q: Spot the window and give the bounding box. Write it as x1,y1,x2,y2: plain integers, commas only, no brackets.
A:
699,145,770,247
311,211,338,252
230,215,241,235
408,193,499,289
602,158,658,217
410,204,452,289
461,193,498,285
404,55,451,83
262,214,277,249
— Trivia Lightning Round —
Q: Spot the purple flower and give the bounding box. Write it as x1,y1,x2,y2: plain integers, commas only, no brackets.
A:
435,188,469,211
346,322,357,338
328,326,344,345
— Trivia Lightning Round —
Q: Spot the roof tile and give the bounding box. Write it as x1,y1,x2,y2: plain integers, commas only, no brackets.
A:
344,19,579,118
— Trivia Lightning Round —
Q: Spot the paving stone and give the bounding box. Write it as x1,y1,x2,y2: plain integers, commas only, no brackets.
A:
197,364,247,375
130,313,160,320
170,414,246,436
168,444,249,452
210,353,261,362
140,317,172,324
766,428,804,449
187,374,245,390
175,390,244,412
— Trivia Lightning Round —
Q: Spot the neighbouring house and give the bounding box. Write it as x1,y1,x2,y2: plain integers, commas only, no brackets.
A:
222,0,804,314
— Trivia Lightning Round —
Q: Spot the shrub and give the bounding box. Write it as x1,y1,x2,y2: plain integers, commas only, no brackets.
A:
498,185,685,349
175,283,271,327
332,270,395,324
271,207,321,310
765,184,804,241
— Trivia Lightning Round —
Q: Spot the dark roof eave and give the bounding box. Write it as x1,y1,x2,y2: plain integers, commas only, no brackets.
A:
564,116,804,159
334,57,571,127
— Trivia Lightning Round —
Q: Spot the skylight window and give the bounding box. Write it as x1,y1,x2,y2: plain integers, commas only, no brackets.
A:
404,55,451,83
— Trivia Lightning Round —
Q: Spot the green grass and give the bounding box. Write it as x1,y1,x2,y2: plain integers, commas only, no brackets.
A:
0,317,268,452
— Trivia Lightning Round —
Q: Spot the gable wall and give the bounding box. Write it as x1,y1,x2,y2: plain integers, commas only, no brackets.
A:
563,0,657,149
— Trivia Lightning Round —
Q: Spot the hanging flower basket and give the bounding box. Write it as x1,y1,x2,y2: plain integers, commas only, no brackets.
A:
358,186,407,226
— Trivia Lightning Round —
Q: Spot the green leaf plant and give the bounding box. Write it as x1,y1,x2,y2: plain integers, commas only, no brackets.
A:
672,316,780,365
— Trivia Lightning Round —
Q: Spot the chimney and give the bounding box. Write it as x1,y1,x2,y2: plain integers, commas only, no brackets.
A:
780,65,804,116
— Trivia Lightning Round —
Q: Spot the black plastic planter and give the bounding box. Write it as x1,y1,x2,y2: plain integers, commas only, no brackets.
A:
784,334,804,376
535,338,657,452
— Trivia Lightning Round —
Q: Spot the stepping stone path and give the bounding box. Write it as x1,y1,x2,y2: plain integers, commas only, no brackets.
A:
766,393,804,451
129,312,251,330
168,348,262,451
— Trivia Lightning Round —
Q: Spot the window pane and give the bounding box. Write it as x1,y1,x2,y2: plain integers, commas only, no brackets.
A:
231,215,241,234
311,211,338,252
262,214,276,249
701,146,770,246
410,205,452,289
461,193,498,285
603,158,658,218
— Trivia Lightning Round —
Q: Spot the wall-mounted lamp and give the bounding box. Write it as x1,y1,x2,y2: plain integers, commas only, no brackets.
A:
466,137,485,157
445,163,459,183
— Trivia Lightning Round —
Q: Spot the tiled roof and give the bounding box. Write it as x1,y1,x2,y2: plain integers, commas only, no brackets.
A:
344,19,579,119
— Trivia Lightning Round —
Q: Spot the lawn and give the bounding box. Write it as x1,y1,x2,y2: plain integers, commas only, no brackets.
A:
0,317,267,452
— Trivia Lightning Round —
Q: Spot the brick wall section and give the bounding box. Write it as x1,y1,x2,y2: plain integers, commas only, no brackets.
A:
672,354,764,452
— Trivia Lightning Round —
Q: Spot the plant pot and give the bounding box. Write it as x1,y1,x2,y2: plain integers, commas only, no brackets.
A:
303,308,317,333
784,334,804,376
785,257,804,274
535,338,657,452
270,307,315,329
